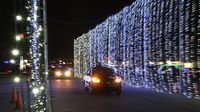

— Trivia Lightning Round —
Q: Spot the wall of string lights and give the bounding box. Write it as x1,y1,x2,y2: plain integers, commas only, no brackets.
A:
74,0,200,99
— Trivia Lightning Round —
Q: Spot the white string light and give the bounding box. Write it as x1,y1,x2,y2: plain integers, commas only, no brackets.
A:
74,0,200,99
26,0,47,111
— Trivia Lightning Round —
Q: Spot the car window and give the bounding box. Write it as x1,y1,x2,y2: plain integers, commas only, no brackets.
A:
92,67,114,76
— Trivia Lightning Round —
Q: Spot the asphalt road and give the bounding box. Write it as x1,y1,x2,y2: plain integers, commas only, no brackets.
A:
50,79,200,112
0,75,22,112
0,75,200,112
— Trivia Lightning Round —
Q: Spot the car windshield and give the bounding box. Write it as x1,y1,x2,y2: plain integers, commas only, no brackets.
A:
92,67,114,76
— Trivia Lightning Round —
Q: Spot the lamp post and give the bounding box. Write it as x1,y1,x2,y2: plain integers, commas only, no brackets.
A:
43,0,53,111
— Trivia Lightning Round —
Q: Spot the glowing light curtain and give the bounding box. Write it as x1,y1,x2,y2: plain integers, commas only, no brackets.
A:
74,0,200,99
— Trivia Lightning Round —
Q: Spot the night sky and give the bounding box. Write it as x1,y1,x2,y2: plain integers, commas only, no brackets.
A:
0,0,134,61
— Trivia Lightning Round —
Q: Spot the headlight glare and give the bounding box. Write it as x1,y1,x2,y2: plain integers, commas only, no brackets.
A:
55,71,61,76
65,70,71,77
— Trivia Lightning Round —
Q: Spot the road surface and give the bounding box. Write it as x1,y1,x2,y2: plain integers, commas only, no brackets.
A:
50,79,200,112
0,75,200,112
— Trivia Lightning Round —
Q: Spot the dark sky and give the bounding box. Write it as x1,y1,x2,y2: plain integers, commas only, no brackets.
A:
0,0,134,61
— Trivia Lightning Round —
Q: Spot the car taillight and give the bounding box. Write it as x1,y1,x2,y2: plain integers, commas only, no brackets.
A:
115,77,121,83
92,77,100,83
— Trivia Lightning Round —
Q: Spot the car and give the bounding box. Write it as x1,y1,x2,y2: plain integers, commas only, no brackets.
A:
83,66,122,95
49,66,73,79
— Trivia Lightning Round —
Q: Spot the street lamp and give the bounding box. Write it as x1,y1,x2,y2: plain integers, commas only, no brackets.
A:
38,26,43,32
15,34,24,41
14,76,21,83
16,15,23,21
16,35,21,41
12,49,19,56
27,17,31,21
10,59,16,64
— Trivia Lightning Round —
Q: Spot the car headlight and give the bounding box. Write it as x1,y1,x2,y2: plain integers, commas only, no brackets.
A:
92,77,100,83
55,71,61,77
115,77,121,83
64,70,71,77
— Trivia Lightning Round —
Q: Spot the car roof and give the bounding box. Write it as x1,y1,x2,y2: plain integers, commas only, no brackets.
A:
91,66,114,75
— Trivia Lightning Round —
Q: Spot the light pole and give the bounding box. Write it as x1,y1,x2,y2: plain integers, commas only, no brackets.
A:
43,0,53,111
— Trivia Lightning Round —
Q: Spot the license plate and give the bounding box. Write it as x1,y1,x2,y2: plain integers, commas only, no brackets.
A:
107,82,111,84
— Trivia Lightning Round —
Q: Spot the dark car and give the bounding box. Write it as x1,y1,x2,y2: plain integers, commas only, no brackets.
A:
49,65,73,79
83,66,122,95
